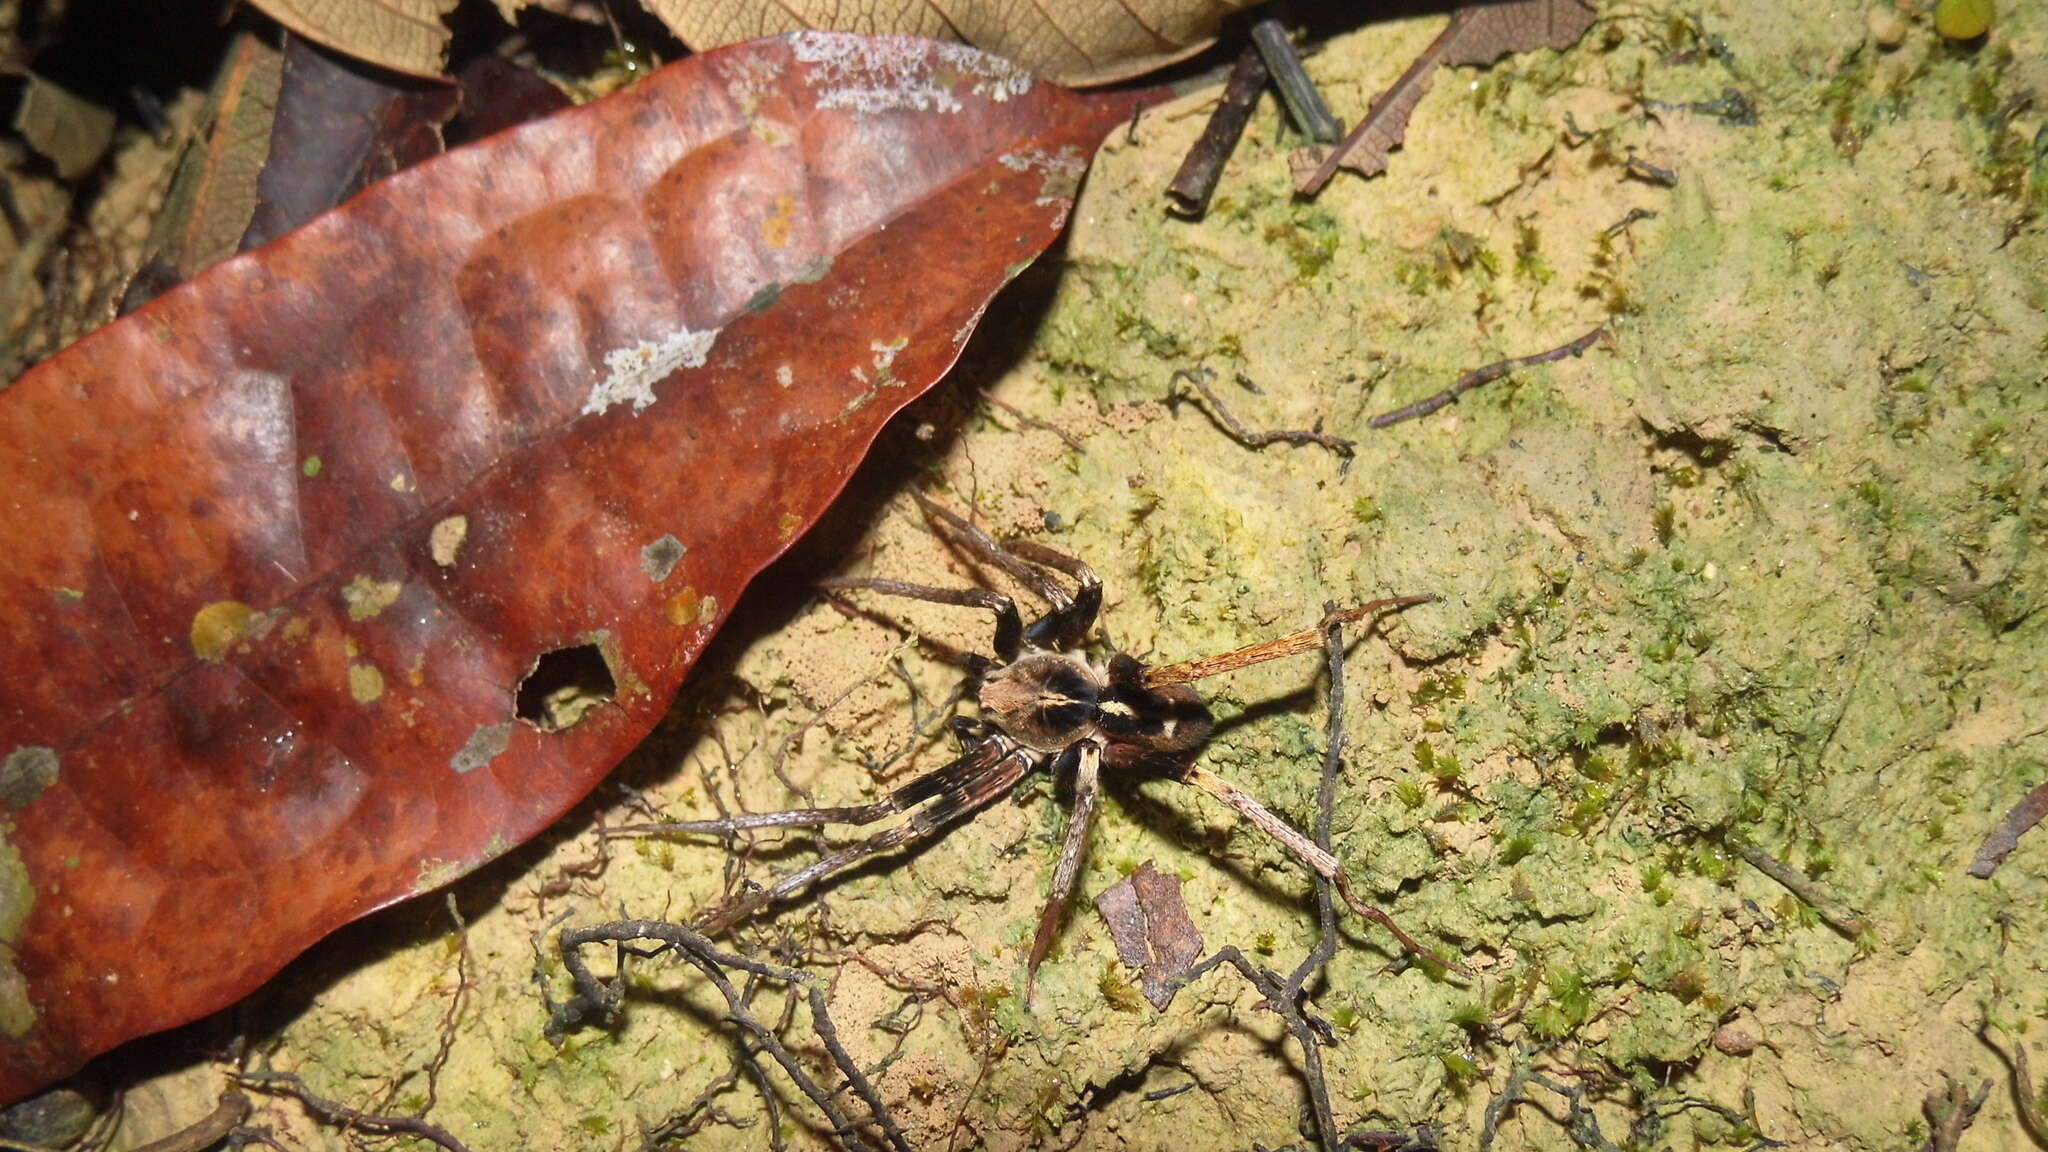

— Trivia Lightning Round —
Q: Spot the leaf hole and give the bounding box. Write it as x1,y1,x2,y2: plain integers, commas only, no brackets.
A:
515,643,618,732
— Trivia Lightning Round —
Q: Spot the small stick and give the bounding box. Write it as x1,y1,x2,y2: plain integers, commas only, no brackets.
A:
1623,156,1679,187
1728,836,1870,937
1368,325,1607,428
1167,47,1269,218
1977,1024,2048,1147
1925,1074,1993,1152
1251,20,1342,143
233,1071,474,1152
1167,946,1341,1151
983,391,1086,453
1145,596,1432,687
1284,601,1347,1004
1169,368,1356,459
130,1091,251,1152
1183,764,1470,977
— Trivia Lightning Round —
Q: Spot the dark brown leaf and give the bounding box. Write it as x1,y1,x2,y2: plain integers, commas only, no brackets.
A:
1293,0,1597,195
0,32,1150,1102
1096,860,1205,1009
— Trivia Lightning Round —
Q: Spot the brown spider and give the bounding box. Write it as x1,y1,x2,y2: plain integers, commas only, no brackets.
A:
615,494,1459,995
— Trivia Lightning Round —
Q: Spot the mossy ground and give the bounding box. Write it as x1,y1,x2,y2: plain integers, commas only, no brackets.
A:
112,0,2047,1148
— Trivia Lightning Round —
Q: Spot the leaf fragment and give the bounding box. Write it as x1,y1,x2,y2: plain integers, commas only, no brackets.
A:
1096,861,1205,1009
1294,0,1598,195
245,0,461,80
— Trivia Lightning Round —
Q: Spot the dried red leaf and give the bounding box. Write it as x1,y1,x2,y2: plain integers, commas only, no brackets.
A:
0,32,1148,1101
1096,860,1205,1009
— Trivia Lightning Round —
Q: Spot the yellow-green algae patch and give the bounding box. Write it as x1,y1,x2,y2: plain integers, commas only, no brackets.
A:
187,599,253,662
0,833,37,1037
340,574,402,621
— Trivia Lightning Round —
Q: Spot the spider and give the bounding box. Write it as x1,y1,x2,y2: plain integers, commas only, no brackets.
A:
615,493,1460,994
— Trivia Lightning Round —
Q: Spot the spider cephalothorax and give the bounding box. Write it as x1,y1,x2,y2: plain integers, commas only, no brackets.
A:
616,493,1454,995
977,651,1210,768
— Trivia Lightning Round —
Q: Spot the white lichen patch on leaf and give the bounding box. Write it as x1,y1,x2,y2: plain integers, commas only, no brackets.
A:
429,515,468,568
869,337,908,383
790,31,1032,117
451,722,513,775
0,747,57,810
584,327,719,416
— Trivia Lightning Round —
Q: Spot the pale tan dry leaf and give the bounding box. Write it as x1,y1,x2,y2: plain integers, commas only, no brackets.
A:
13,75,117,180
246,0,461,79
640,0,1252,87
1294,0,1597,194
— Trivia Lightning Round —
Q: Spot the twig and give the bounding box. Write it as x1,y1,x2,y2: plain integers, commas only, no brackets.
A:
1977,1023,2048,1148
1727,836,1870,937
548,917,912,1152
1969,780,2048,879
232,1071,474,1152
1168,368,1356,460
130,1091,250,1152
1252,20,1341,143
1477,1049,1627,1152
1623,156,1678,186
1167,47,1269,218
1167,947,1340,1152
983,391,1086,454
1368,326,1607,428
1922,1074,1992,1152
1284,602,1348,1006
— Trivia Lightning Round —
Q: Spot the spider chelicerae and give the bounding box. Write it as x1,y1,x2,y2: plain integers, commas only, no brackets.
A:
616,494,1459,993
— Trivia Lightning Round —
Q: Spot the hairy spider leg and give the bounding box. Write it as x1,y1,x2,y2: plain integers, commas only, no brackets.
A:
912,491,1072,608
1143,595,1436,687
610,736,1012,838
819,575,1023,662
691,741,1039,935
1025,740,1102,1002
1004,539,1103,651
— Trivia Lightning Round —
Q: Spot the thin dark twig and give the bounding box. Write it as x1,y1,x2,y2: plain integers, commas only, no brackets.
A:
1976,1023,2048,1149
983,391,1086,454
129,1091,250,1152
1368,326,1608,428
1167,46,1269,218
413,894,473,1118
1285,602,1346,1004
1169,368,1355,459
1727,836,1870,937
1252,19,1342,143
550,918,912,1152
1167,947,1339,1152
1923,1074,1993,1152
232,1071,474,1152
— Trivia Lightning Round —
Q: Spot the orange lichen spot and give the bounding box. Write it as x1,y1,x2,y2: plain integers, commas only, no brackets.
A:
762,194,796,248
189,600,254,662
665,586,703,627
778,512,803,541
